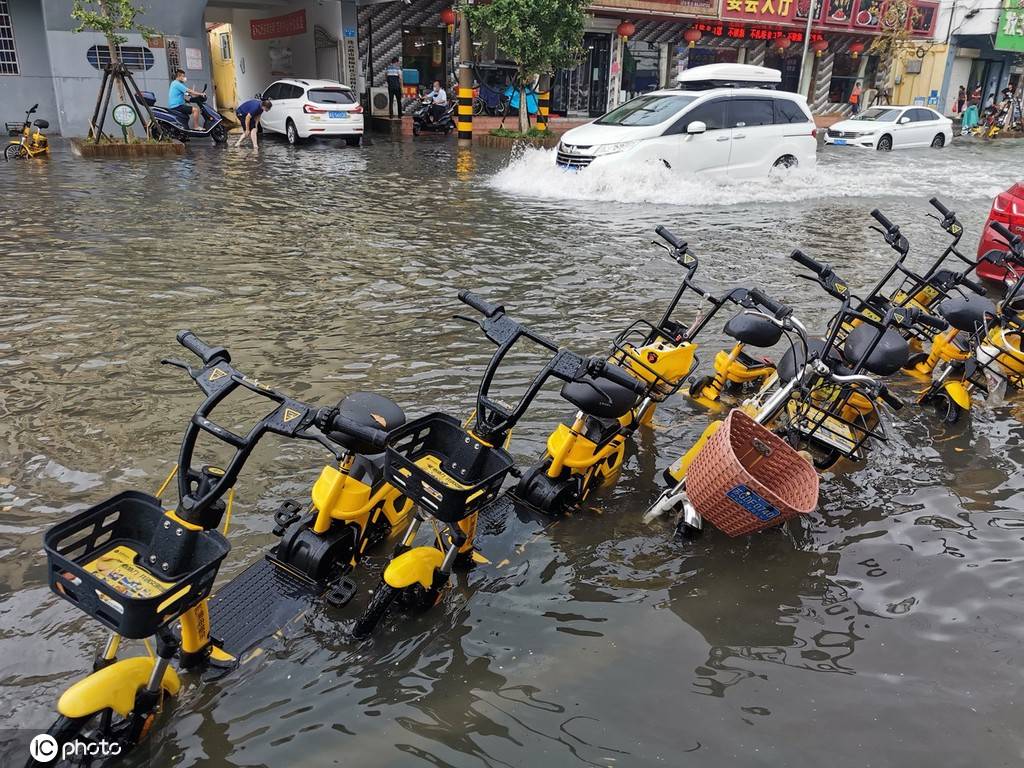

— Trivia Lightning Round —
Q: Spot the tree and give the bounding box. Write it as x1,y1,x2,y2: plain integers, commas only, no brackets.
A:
71,0,160,141
71,0,156,67
466,0,587,134
868,0,919,65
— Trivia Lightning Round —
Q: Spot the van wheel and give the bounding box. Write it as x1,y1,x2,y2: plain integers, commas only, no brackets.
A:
931,133,946,148
876,134,893,151
286,120,300,145
771,155,798,175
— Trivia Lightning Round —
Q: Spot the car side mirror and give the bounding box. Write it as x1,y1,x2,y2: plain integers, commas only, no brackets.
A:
687,120,707,135
899,116,910,124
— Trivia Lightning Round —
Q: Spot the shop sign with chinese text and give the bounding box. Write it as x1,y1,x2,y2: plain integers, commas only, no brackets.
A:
720,0,937,35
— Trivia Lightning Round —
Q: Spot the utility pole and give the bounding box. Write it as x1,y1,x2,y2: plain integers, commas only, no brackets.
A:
456,3,473,146
797,0,818,97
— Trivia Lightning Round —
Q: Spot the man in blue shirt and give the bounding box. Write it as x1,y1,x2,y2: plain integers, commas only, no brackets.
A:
385,56,403,118
234,97,272,149
168,69,202,130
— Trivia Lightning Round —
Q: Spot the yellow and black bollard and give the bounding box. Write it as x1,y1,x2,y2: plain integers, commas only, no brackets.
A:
457,86,473,144
537,91,550,132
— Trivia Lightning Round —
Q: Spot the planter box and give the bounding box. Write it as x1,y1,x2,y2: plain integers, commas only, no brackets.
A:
477,133,559,151
71,138,185,158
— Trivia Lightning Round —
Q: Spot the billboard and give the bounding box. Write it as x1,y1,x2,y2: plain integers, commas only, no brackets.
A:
995,0,1024,52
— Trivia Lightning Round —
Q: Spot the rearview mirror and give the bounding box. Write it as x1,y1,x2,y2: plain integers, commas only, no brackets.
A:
899,116,910,124
687,120,707,135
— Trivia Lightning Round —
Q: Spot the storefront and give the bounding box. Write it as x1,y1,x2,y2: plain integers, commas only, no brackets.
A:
715,0,938,112
357,0,451,96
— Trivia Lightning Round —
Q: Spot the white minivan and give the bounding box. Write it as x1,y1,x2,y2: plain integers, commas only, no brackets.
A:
556,64,817,179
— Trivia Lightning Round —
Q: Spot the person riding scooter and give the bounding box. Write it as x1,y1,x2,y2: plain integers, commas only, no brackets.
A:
423,80,448,126
169,69,203,131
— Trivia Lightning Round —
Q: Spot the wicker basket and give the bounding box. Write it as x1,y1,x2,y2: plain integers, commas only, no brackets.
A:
687,409,819,536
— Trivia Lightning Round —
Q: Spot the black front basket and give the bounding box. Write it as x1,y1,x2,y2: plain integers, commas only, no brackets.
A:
44,491,230,639
384,413,514,523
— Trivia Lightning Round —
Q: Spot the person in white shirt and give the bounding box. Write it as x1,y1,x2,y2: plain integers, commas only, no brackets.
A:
423,80,448,123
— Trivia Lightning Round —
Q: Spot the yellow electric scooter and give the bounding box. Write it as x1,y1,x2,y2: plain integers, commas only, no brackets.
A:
516,226,782,514
35,331,412,762
5,103,49,160
350,291,647,637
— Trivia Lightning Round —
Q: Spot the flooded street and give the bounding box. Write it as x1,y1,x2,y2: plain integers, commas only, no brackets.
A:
2,135,1023,767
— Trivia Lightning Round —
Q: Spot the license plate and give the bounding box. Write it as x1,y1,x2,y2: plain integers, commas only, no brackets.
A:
329,111,347,119
833,138,848,145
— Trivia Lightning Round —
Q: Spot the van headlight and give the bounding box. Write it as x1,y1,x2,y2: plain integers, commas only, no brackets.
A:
593,140,639,156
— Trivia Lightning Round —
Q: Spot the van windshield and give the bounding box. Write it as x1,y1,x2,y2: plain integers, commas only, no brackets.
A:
853,108,901,122
596,94,697,126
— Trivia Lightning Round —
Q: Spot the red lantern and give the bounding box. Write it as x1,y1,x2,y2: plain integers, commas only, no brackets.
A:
849,41,865,58
440,7,456,26
775,36,792,51
683,28,702,48
616,20,635,39
811,39,829,57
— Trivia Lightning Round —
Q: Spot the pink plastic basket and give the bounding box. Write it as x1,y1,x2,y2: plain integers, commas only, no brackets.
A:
687,409,819,536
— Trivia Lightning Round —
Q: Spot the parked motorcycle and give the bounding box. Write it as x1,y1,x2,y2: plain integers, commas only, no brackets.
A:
141,86,228,144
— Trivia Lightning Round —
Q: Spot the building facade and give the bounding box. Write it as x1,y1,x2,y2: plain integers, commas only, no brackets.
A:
1,0,955,136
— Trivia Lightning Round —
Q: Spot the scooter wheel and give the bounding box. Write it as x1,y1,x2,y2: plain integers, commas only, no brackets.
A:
689,375,715,399
904,352,929,370
516,464,579,514
932,391,965,424
412,124,421,136
211,124,228,144
350,582,397,640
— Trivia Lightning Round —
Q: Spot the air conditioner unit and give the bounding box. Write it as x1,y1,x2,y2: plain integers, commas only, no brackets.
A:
370,86,391,116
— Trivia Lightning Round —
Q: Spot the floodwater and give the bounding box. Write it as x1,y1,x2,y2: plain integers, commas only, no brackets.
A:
1,134,1023,767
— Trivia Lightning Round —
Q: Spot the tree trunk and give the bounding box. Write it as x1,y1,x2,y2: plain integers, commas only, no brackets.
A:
519,84,529,134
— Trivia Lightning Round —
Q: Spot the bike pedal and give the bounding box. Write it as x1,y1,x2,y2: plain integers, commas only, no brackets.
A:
325,576,358,608
272,499,303,536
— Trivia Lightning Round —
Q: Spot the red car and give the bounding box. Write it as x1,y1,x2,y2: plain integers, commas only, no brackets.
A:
977,182,1024,282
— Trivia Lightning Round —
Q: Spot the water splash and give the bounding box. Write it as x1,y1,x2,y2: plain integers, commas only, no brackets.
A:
489,143,1022,208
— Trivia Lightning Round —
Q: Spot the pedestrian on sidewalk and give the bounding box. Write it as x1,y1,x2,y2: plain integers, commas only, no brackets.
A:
849,81,862,115
955,85,966,114
234,97,272,149
386,56,403,118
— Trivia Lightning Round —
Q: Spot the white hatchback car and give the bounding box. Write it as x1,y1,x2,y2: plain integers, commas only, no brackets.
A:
824,105,953,150
257,78,364,146
556,64,817,179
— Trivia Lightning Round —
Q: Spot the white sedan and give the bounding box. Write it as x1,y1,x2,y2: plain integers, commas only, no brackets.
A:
824,106,953,151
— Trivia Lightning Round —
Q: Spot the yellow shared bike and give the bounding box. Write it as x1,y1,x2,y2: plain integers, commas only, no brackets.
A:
516,225,782,514
5,103,50,160
35,331,412,763
350,290,647,637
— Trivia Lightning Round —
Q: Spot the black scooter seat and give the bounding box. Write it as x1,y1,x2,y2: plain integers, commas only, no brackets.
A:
723,311,783,348
937,295,997,334
843,324,910,376
777,338,847,382
560,376,638,420
329,392,405,454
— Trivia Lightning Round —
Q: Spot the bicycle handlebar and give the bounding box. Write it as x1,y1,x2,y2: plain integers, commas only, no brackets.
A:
871,208,895,232
655,225,685,250
990,221,1022,253
929,197,951,218
790,249,826,275
587,358,648,396
177,330,231,365
458,289,504,318
314,407,388,451
748,287,792,319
